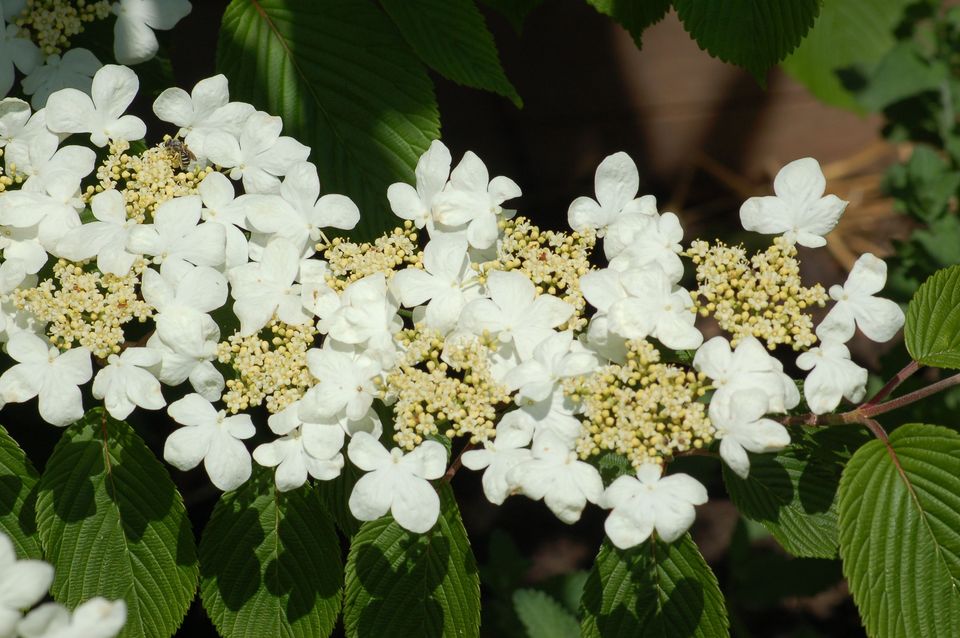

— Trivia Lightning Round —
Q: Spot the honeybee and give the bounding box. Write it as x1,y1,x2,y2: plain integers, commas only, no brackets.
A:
164,137,196,171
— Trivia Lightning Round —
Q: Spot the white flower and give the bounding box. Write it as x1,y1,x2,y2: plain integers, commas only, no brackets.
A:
21,49,101,109
432,151,521,249
228,238,312,335
600,464,707,547
3,127,95,192
461,414,533,505
506,432,603,524
0,18,40,97
253,405,345,492
567,152,656,237
164,393,255,491
314,273,402,364
708,390,790,479
739,157,847,248
141,263,227,344
298,343,381,422
390,235,481,333
818,252,905,343
693,335,799,415
347,432,447,533
112,0,192,65
0,171,84,252
387,139,451,230
91,347,165,420
55,189,138,275
0,532,54,638
796,339,867,414
605,211,685,281
459,270,573,361
503,331,598,403
16,598,126,638
0,97,30,147
127,195,226,273
45,65,146,147
147,327,224,401
196,170,250,269
205,111,310,194
0,332,91,426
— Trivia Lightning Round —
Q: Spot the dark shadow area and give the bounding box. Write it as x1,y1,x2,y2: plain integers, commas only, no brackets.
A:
198,493,265,612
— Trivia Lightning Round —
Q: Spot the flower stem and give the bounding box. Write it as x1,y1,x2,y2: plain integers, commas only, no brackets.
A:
861,360,920,407
442,441,478,483
858,371,960,418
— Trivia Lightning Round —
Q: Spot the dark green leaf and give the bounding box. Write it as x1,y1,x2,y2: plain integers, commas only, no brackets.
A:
478,0,543,32
479,529,530,597
343,483,480,638
723,428,869,558
513,589,578,638
855,42,949,112
672,0,820,83
315,459,362,537
217,0,440,241
35,410,198,638
580,535,729,637
839,423,960,637
782,0,912,112
585,0,670,48
884,145,960,222
0,424,41,559
905,264,960,369
199,468,342,638
381,0,521,106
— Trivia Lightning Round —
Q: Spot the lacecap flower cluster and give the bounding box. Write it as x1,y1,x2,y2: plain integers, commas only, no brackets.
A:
0,65,905,549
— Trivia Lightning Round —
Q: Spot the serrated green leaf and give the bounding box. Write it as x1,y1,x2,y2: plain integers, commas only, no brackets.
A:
217,0,440,241
838,424,960,637
672,0,821,83
35,410,198,638
315,459,362,537
723,428,869,558
580,535,729,638
855,41,949,112
477,0,543,32
0,424,41,559
199,467,342,638
782,0,912,112
380,0,521,107
905,265,960,369
343,483,480,638
586,0,670,48
513,589,578,638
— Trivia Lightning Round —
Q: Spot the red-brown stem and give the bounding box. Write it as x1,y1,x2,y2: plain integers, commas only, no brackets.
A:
858,372,960,418
861,360,921,407
442,441,479,483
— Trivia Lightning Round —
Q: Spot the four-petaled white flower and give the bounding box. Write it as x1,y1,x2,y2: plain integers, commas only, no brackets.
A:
0,97,30,147
739,157,847,248
0,332,91,426
21,48,101,109
0,14,41,97
387,139,451,230
112,0,192,65
17,597,127,638
567,151,656,237
693,335,799,415
796,339,868,415
503,331,598,403
91,347,165,420
46,65,146,147
252,403,345,492
347,432,447,533
600,463,708,547
55,189,138,275
127,195,226,274
708,390,791,479
818,252,905,343
164,393,255,491
0,532,54,638
299,343,381,422
461,414,533,505
228,238,312,335
314,273,402,365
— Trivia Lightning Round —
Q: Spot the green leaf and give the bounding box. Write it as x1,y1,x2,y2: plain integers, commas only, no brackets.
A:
343,483,480,638
35,410,198,638
672,0,820,83
478,0,543,32
513,589,579,638
855,41,949,112
580,535,729,638
838,424,960,637
905,265,960,369
217,0,440,241
0,424,42,559
782,0,912,112
885,145,960,223
315,459,362,537
723,428,869,558
199,468,342,638
586,0,671,48
380,0,521,107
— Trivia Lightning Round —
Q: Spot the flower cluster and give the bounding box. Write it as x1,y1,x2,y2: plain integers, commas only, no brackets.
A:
0,532,126,638
0,65,906,551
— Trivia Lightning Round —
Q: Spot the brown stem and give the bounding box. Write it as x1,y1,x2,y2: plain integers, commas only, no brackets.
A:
861,360,920,407
442,441,479,483
859,372,960,418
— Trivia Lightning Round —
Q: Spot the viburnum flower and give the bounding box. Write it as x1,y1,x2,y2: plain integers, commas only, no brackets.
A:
506,431,603,524
127,195,226,274
796,338,868,414
314,273,402,364
0,532,54,638
693,335,799,415
461,416,534,505
432,151,521,249
739,157,847,248
391,235,481,334
0,14,40,97
0,332,91,427
21,48,102,109
227,237,312,336
0,171,84,253
55,189,138,275
347,432,447,533
0,97,30,147
91,347,165,420
600,463,708,547
141,263,227,344
605,211,685,281
817,252,905,343
45,65,146,147
567,151,657,237
298,343,381,421
17,598,127,638
387,139,451,230
196,170,251,269
459,270,573,361
3,126,96,192
147,325,224,401
708,390,791,479
503,331,598,403
253,405,345,492
164,393,255,491
112,0,192,65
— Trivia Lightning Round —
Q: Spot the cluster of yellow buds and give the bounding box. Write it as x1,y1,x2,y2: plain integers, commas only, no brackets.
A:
322,223,420,290
13,0,112,55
